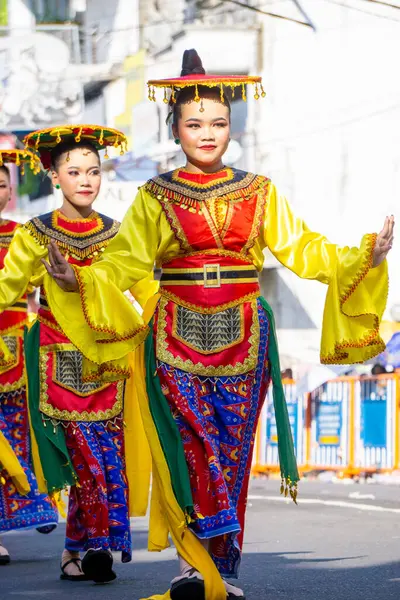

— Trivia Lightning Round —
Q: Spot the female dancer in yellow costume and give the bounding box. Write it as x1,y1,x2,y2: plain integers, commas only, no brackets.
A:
0,150,59,566
43,51,393,600
0,129,155,582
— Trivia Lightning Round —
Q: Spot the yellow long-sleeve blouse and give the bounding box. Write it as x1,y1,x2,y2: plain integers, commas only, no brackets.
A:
0,210,157,370
42,174,388,374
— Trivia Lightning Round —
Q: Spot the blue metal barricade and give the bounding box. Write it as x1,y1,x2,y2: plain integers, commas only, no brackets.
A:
309,379,350,469
254,382,304,471
354,376,397,470
252,374,400,477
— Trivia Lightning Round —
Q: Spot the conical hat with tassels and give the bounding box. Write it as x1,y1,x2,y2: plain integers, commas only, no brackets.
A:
0,148,41,175
147,49,265,105
23,124,128,170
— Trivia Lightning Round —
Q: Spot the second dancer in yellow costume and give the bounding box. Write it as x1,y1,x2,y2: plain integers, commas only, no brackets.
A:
0,127,155,583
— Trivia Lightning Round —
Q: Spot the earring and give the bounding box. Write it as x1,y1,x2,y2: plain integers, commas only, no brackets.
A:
55,184,61,189
174,138,180,145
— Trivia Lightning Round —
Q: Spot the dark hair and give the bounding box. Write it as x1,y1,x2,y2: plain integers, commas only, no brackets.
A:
0,165,10,180
50,139,100,171
371,364,387,376
172,49,231,125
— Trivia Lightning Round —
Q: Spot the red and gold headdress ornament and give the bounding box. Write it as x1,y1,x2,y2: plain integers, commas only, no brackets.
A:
147,49,266,106
0,148,41,175
23,124,128,170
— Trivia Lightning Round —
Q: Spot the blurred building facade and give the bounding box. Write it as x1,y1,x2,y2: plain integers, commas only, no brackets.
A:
0,0,399,368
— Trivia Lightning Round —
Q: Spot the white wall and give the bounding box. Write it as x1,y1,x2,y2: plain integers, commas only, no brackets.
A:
85,0,140,63
258,0,400,331
7,0,35,30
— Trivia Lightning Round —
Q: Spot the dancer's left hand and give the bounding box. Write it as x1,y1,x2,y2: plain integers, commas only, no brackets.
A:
372,215,395,267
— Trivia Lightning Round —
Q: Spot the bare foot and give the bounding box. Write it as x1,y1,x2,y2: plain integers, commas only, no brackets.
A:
0,541,10,565
223,579,245,597
61,549,82,578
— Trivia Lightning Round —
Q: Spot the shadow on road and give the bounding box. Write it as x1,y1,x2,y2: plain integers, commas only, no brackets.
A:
2,527,400,599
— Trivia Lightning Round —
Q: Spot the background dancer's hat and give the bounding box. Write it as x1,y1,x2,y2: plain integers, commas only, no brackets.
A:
0,148,41,175
23,124,128,170
147,48,266,105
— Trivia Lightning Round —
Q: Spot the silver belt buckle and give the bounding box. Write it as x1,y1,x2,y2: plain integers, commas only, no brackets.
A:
203,264,221,288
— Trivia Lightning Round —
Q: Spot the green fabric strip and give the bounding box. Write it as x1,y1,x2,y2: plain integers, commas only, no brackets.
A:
145,321,194,515
259,296,300,491
24,321,76,493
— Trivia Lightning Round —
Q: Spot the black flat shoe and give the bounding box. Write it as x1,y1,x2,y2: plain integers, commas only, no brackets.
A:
37,524,57,535
170,576,205,600
81,549,116,584
60,557,88,581
0,554,10,565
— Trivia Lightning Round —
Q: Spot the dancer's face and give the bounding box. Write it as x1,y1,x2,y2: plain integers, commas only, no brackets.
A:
173,97,230,170
0,169,11,214
51,147,101,210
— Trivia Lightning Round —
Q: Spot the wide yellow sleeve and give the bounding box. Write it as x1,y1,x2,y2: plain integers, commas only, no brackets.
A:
0,227,45,369
264,183,388,364
0,430,30,495
44,189,169,377
130,272,160,310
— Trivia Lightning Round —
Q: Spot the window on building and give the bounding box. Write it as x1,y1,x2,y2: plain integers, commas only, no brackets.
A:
29,0,70,23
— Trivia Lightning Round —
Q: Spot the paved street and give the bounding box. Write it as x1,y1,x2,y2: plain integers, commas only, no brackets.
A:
2,479,400,599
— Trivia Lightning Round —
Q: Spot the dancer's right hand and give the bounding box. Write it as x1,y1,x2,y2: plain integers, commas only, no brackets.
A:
42,240,79,292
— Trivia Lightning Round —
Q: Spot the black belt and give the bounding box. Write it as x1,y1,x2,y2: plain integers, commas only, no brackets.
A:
11,301,28,310
160,265,259,288
39,296,49,309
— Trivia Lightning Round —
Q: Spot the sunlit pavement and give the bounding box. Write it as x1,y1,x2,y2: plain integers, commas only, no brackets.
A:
2,479,400,599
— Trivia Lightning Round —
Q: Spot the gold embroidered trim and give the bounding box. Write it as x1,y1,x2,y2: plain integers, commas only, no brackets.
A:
171,303,245,355
242,182,269,255
159,289,260,314
81,363,131,383
201,200,224,249
51,210,104,238
171,168,235,188
0,319,28,337
50,347,111,397
74,264,149,343
156,297,260,376
38,314,63,334
145,172,269,204
320,233,385,364
0,221,18,248
158,197,192,253
219,199,233,240
162,248,257,266
0,334,22,374
4,304,28,313
0,375,25,393
39,350,124,421
23,215,120,260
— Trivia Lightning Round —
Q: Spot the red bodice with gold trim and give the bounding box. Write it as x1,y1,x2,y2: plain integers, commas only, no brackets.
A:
0,220,28,336
0,220,27,390
146,167,268,311
24,210,123,421
145,167,270,376
23,210,120,330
